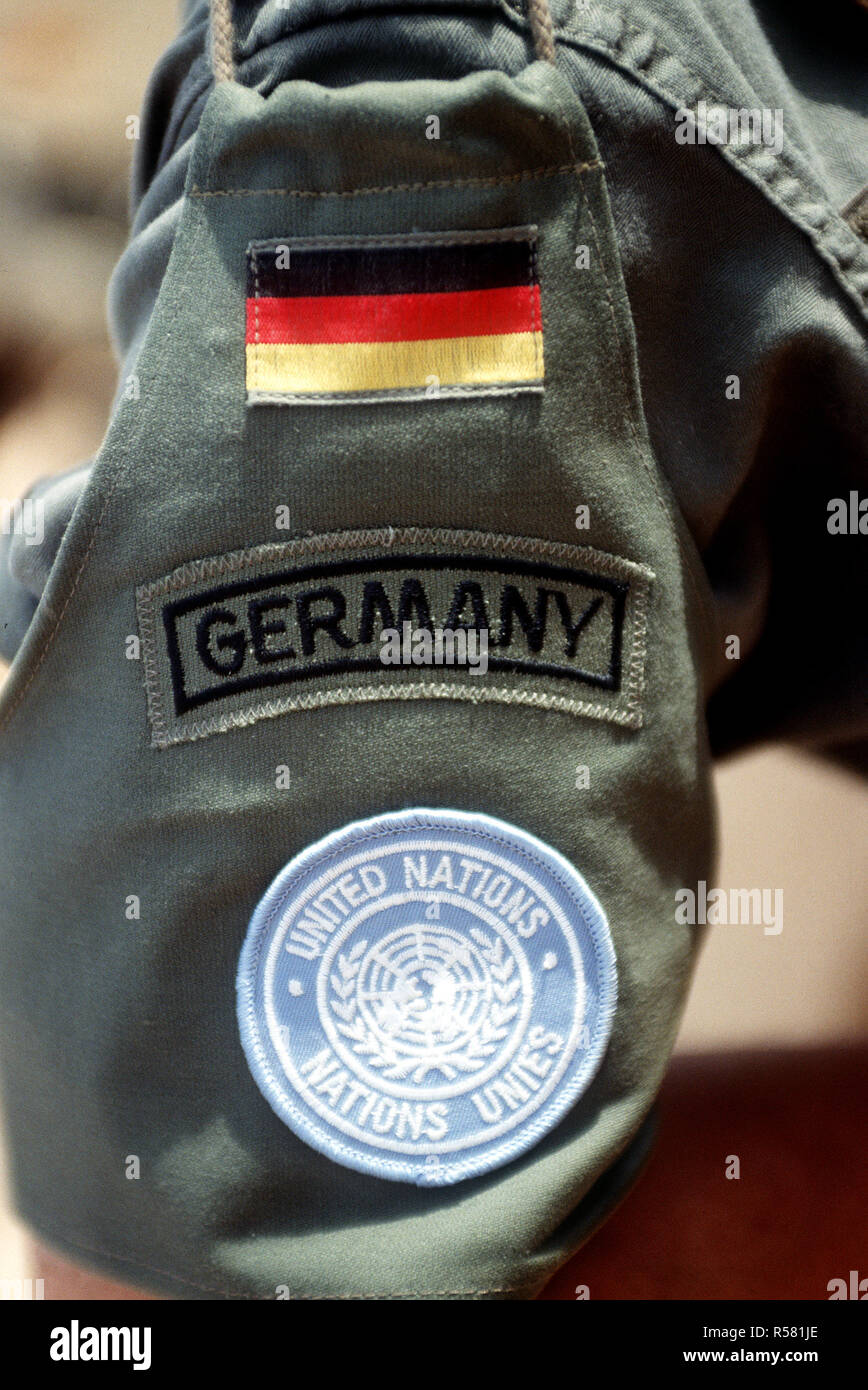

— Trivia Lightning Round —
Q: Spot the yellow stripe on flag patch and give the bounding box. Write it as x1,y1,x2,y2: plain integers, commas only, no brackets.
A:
246,331,544,397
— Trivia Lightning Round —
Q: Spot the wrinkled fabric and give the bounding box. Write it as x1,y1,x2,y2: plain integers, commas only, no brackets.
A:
0,0,864,1301
3,0,866,759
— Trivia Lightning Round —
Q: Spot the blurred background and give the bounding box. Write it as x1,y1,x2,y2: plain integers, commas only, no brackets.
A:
0,0,865,1299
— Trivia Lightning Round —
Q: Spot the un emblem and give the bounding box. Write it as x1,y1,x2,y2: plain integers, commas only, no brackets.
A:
237,809,617,1185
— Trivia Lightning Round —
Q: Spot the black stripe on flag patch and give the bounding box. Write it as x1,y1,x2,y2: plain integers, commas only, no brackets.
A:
247,234,537,300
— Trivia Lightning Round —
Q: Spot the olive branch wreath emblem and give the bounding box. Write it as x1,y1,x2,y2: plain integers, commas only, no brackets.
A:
328,930,521,1083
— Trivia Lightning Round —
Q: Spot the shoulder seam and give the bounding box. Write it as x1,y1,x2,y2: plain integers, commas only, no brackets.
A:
504,1,868,319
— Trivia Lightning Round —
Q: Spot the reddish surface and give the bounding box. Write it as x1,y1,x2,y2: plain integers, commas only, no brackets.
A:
246,284,540,344
29,1048,867,1300
540,1047,868,1300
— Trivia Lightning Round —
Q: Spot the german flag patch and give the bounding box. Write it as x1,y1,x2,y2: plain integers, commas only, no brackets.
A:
245,227,544,405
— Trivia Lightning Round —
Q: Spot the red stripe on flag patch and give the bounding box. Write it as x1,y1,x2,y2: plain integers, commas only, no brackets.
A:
246,284,541,346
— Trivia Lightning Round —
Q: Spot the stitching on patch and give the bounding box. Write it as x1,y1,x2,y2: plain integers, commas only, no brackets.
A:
192,159,600,198
150,683,645,749
624,569,650,719
251,241,260,392
529,235,543,381
249,227,539,251
246,385,545,405
137,583,168,744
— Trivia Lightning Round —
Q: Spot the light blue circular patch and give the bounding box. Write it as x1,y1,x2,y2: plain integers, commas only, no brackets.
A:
237,808,617,1186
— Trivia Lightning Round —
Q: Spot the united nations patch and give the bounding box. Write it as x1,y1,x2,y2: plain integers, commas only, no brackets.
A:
236,809,617,1185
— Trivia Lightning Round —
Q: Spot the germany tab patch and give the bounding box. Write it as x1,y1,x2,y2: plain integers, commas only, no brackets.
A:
245,228,544,405
135,528,653,748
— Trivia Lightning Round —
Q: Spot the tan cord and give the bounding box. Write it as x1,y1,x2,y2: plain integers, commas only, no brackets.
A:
211,0,235,82
527,0,557,63
209,1,558,82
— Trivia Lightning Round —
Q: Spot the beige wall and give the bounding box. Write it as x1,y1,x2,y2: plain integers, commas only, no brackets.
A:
679,747,867,1050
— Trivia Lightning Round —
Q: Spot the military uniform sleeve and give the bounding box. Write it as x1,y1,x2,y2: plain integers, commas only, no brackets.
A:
0,0,864,1301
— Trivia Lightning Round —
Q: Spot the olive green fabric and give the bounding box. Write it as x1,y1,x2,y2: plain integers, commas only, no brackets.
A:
0,59,714,1297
